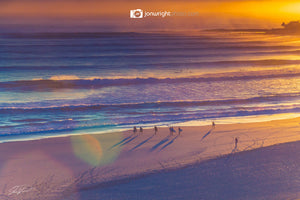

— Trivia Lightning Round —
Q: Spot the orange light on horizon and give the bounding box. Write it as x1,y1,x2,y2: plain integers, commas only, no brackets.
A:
1,0,300,29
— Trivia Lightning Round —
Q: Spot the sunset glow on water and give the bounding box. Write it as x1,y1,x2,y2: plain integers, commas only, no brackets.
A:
1,31,300,141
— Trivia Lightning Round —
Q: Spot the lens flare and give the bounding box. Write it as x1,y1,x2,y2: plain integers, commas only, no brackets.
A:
71,134,103,166
70,132,123,167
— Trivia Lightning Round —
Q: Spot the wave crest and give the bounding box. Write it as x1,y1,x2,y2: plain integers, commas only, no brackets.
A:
1,70,300,92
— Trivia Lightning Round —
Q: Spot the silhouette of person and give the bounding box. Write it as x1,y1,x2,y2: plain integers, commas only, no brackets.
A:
212,121,215,128
133,126,137,134
140,127,143,134
235,137,238,149
178,127,182,135
154,126,158,134
171,127,176,135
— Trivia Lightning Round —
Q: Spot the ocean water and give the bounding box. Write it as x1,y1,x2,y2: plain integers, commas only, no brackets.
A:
1,31,300,141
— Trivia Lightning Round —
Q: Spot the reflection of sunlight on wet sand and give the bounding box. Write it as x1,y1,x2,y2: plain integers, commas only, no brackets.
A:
71,132,123,167
0,151,78,200
174,113,300,127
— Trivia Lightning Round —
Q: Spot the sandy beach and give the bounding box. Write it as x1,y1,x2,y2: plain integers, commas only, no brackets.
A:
3,6,300,200
79,140,300,200
0,117,299,200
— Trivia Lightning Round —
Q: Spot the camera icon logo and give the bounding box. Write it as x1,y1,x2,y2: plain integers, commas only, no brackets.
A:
130,9,143,18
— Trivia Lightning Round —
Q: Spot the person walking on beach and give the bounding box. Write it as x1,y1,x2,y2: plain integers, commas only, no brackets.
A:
169,127,175,136
235,137,238,149
171,127,176,136
140,127,143,134
178,127,182,135
133,126,137,134
154,126,158,135
212,121,215,128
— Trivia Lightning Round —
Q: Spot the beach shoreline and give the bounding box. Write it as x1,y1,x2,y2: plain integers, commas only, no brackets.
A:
0,117,299,199
2,112,300,144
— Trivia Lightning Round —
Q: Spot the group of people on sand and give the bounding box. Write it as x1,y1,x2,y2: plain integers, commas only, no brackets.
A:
133,121,217,136
133,125,183,136
133,121,238,148
169,126,182,136
133,126,143,134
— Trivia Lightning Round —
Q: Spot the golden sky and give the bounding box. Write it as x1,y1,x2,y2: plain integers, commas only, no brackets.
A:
1,0,300,31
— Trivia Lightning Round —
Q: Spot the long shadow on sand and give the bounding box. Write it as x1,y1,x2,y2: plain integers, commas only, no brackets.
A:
225,145,240,162
109,134,135,150
159,135,180,151
150,135,171,152
130,134,155,151
201,128,214,141
121,135,139,146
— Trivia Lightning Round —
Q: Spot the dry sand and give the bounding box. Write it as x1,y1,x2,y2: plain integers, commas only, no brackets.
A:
79,140,300,200
0,117,299,199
